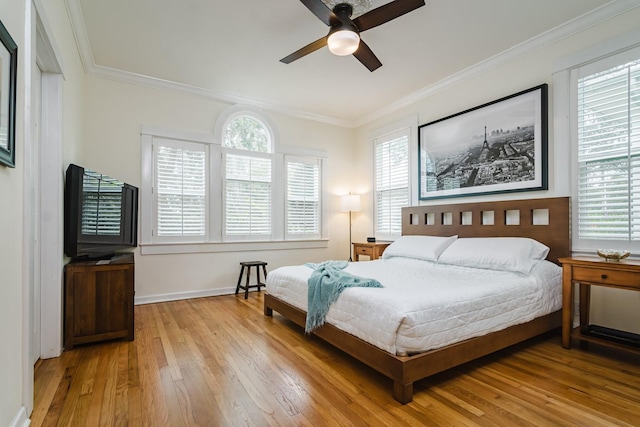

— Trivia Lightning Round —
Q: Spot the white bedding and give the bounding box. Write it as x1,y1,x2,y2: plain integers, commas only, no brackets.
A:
266,257,562,356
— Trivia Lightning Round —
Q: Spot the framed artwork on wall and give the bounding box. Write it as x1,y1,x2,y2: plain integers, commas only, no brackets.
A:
419,84,548,200
0,20,17,168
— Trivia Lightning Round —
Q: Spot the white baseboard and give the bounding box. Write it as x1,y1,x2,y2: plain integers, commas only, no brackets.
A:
135,286,258,305
10,406,30,427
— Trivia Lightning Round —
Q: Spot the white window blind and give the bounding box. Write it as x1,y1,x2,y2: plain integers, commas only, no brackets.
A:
374,129,410,237
577,57,640,242
224,153,272,237
154,139,207,238
286,156,320,238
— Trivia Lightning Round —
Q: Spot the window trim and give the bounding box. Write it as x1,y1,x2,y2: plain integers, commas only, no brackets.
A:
140,109,328,254
139,238,328,256
369,116,418,241
140,127,216,246
553,28,640,254
219,106,277,241
152,137,209,243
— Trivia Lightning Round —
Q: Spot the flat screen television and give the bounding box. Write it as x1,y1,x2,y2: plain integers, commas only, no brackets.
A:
64,164,138,259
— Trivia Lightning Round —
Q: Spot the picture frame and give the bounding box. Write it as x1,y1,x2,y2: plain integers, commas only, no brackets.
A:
419,84,548,200
0,20,17,168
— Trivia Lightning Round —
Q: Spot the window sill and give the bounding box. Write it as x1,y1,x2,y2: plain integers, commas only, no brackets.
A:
140,239,329,255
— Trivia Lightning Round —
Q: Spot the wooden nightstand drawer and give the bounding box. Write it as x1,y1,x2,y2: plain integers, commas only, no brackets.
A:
573,266,639,287
356,246,373,256
352,242,390,261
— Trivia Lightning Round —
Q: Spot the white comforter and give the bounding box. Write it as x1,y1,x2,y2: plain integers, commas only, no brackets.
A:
266,257,562,356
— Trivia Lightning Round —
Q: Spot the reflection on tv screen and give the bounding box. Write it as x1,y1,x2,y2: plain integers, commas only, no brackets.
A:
81,170,123,236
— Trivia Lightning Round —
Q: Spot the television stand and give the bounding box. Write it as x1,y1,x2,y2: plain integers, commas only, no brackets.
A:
64,253,135,349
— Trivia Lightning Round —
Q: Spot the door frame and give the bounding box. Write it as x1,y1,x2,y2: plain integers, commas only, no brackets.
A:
22,0,65,415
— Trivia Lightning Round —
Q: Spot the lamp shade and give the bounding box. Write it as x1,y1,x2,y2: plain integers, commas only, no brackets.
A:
340,194,361,212
327,30,360,56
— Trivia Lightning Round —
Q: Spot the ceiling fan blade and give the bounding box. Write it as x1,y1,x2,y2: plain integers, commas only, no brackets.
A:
280,36,328,64
353,40,382,72
353,0,425,32
299,0,336,26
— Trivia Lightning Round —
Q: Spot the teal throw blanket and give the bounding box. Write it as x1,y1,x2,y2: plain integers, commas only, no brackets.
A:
304,260,383,333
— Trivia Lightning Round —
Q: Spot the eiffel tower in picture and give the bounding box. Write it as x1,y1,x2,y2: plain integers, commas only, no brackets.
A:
482,126,490,150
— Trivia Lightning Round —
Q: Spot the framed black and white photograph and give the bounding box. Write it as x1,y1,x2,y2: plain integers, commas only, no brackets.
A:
0,20,17,168
419,84,548,200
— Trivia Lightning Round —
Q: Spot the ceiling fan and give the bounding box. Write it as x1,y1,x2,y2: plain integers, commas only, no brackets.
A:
280,0,426,72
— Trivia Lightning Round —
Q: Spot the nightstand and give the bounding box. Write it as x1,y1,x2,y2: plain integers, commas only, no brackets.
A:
559,256,640,354
352,242,390,261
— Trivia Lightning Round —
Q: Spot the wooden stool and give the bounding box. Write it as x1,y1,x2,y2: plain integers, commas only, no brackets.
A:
235,261,268,299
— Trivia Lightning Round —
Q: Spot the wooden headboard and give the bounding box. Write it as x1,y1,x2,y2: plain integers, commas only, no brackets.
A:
402,197,571,264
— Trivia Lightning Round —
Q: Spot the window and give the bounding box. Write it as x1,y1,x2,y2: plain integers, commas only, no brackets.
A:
554,36,640,253
224,153,272,238
286,156,321,238
154,139,207,241
140,106,326,253
575,55,640,245
222,114,273,240
373,127,411,240
223,115,271,152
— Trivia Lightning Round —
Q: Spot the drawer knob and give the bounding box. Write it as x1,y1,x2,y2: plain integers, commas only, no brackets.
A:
601,274,608,279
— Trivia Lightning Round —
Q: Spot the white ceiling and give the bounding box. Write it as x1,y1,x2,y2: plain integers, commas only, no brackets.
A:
74,0,613,126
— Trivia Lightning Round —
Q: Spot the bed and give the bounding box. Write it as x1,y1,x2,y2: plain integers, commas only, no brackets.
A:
264,197,570,404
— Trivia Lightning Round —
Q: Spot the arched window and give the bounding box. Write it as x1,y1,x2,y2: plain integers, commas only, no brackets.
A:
140,104,325,249
223,114,272,153
222,111,274,239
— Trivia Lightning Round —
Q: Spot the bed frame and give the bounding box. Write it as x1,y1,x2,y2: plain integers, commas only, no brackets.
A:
264,197,570,404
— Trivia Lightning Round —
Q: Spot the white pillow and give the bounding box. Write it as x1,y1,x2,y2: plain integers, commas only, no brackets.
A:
382,235,458,262
437,237,550,275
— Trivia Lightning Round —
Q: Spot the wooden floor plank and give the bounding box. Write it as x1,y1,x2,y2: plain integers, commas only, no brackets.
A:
31,293,640,426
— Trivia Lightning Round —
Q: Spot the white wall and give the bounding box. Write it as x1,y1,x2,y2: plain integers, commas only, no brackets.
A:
81,76,355,301
0,0,84,423
353,7,640,333
0,1,26,424
43,0,86,165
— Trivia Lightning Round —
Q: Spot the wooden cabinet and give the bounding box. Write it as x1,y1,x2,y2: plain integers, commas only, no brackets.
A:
352,242,390,261
559,256,640,355
64,254,135,349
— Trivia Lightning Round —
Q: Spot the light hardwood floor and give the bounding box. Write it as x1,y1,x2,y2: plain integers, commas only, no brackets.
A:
32,292,640,426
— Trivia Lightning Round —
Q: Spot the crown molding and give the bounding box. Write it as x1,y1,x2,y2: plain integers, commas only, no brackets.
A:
354,0,640,127
65,0,639,129
88,63,354,128
63,0,353,127
64,0,95,73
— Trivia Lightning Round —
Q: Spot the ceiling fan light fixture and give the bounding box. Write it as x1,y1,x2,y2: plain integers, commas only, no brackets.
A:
327,29,360,56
